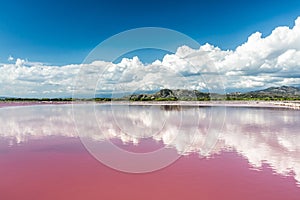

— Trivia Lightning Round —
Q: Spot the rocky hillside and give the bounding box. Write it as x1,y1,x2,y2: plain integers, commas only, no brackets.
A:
227,86,300,100
128,86,300,101
251,86,300,96
129,89,210,101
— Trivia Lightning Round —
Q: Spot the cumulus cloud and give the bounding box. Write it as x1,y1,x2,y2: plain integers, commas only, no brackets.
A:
15,58,25,67
7,55,14,61
0,60,81,97
1,17,300,97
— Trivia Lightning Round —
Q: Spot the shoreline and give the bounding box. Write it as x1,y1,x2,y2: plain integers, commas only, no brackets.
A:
0,101,72,108
105,100,300,110
0,100,300,110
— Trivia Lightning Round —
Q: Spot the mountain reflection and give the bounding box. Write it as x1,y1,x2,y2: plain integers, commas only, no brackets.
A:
0,104,300,184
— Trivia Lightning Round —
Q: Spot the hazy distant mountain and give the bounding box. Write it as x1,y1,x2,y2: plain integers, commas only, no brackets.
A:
227,86,300,100
252,86,300,96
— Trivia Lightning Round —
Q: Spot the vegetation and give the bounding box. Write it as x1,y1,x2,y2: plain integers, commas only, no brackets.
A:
0,97,73,102
1,86,300,102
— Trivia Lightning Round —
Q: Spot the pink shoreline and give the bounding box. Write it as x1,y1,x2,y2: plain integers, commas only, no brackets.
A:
0,101,71,108
0,100,299,110
103,100,300,110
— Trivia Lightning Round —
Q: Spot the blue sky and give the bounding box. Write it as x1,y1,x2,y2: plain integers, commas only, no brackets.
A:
1,0,300,64
1,0,300,97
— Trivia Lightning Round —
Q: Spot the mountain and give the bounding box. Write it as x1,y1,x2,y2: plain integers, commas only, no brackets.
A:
251,86,300,96
2,86,299,102
129,89,210,101
128,86,300,101
227,86,300,100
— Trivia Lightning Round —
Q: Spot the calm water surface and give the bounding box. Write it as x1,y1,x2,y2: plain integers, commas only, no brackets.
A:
0,104,300,199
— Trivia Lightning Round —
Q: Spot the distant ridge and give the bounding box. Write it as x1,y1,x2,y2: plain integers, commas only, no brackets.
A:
129,86,300,101
250,86,300,96
1,86,300,101
227,86,300,100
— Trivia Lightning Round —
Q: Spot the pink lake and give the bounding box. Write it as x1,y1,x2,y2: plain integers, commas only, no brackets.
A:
0,104,300,199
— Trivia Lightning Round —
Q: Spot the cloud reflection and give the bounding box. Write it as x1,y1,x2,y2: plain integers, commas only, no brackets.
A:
0,104,299,183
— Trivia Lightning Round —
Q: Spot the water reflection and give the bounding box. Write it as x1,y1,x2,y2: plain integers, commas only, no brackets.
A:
0,104,300,183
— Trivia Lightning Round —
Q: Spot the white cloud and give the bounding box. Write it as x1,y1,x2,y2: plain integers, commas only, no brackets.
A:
0,60,81,97
7,55,14,61
1,17,300,97
15,58,25,67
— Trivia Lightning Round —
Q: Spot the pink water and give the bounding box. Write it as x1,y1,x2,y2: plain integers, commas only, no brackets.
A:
0,104,300,199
